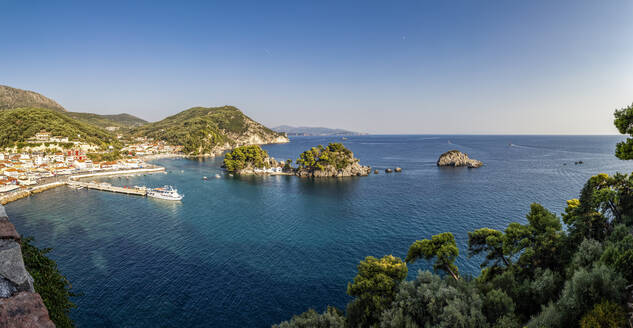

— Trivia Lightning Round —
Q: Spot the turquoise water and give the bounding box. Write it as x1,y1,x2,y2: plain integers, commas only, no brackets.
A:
5,135,633,327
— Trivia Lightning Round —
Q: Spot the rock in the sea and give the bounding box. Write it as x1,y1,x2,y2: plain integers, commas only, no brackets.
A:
385,168,393,173
394,167,402,172
437,150,483,168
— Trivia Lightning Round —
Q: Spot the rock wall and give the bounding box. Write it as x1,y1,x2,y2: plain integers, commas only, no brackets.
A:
295,162,371,178
0,205,55,327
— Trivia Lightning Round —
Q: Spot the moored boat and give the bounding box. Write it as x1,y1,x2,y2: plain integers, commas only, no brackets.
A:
147,185,183,201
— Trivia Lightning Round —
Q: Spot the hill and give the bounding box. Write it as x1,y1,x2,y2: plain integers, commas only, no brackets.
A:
0,85,66,112
272,125,365,136
65,112,147,129
0,107,118,149
131,106,288,155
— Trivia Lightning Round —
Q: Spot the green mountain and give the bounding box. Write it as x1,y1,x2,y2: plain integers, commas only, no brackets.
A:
0,85,66,112
0,107,119,149
131,106,288,155
65,112,147,129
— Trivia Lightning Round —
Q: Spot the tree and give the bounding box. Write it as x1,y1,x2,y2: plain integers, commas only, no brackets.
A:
346,255,408,328
527,265,626,328
613,102,633,159
468,228,510,268
380,271,488,328
579,300,628,328
273,307,345,328
406,232,460,280
504,203,564,274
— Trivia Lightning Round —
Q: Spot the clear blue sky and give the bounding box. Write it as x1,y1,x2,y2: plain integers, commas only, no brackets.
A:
1,0,631,134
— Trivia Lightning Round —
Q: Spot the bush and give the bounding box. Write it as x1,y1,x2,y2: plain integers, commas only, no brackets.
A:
579,300,628,328
272,307,345,328
21,237,76,328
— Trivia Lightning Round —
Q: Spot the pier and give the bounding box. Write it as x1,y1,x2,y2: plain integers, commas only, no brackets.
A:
68,181,147,196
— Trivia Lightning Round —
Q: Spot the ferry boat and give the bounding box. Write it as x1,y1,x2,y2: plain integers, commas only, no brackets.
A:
147,185,183,201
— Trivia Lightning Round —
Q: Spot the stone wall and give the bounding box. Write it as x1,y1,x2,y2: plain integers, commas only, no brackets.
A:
0,204,55,327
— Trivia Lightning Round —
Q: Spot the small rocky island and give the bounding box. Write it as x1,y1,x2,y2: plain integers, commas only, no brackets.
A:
295,143,371,177
223,143,370,177
437,150,483,168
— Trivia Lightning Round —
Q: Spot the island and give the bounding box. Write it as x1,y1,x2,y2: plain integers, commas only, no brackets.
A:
223,143,371,177
437,150,483,168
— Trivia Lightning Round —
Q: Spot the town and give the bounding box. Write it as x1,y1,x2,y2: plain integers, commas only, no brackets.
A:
0,130,183,193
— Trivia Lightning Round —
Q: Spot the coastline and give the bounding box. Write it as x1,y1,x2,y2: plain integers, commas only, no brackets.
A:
0,167,166,206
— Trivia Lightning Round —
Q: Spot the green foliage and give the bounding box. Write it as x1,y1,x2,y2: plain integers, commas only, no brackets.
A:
406,232,460,280
468,228,510,268
65,112,147,129
346,255,407,328
380,270,488,328
483,289,515,325
504,203,564,274
579,300,628,328
223,145,270,172
613,102,633,159
131,106,283,155
87,150,122,162
600,225,633,282
272,307,345,328
0,107,118,149
21,237,76,328
296,143,355,171
527,265,626,328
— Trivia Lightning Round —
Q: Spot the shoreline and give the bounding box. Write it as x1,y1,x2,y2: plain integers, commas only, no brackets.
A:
0,167,166,206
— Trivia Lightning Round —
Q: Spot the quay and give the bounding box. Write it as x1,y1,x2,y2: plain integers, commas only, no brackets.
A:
68,181,147,196
0,166,166,205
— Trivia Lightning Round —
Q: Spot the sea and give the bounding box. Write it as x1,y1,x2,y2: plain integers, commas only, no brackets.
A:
5,135,633,327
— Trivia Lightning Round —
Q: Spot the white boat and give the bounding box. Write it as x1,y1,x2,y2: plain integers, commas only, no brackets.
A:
147,185,183,201
215,174,221,179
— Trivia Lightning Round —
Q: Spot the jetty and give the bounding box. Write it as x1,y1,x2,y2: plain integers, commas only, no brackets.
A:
67,181,147,196
0,167,166,205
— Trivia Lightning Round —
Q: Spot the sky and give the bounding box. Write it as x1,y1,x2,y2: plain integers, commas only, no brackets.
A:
0,0,631,134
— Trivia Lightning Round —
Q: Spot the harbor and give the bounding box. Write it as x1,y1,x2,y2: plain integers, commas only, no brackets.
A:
0,166,169,205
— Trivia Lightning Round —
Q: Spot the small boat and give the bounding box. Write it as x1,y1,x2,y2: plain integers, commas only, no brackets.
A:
215,174,221,179
202,176,208,180
342,137,348,140
147,185,183,201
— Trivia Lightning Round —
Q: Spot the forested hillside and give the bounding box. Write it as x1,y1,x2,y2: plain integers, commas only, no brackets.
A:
131,106,287,155
66,112,147,129
0,107,118,148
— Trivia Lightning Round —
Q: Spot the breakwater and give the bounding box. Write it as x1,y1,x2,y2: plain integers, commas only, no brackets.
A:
0,182,65,206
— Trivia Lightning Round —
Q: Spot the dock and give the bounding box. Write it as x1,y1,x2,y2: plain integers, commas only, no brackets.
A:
68,181,147,196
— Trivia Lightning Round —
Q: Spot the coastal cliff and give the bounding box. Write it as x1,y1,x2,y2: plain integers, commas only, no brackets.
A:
437,150,483,168
0,205,55,327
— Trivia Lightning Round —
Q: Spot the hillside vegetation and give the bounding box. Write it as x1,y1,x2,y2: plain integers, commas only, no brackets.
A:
0,85,66,112
274,106,633,328
0,107,118,148
66,112,147,129
131,106,287,155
